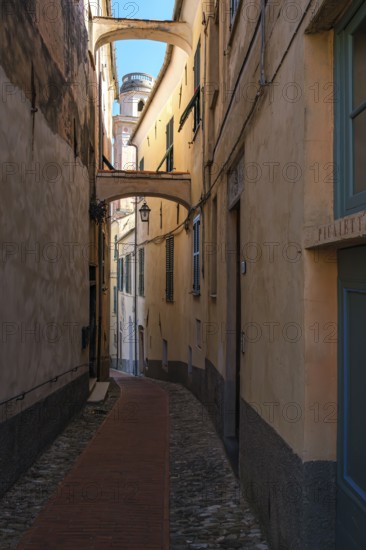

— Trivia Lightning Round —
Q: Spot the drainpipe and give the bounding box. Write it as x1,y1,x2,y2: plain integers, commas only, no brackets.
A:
134,198,138,376
130,142,139,377
97,224,103,381
97,69,104,381
116,237,119,370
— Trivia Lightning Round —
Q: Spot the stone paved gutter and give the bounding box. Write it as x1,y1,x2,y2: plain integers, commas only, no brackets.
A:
151,380,270,550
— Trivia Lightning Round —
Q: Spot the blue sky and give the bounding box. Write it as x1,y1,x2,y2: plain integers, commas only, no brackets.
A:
111,0,175,114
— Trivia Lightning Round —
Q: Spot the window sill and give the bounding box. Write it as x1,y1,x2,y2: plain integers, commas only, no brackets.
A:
210,293,217,299
191,291,201,297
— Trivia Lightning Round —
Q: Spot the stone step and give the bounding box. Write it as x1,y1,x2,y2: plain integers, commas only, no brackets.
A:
89,377,97,393
87,382,110,403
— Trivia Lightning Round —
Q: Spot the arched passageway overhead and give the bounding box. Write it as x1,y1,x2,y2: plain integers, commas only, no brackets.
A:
96,170,192,210
91,17,192,57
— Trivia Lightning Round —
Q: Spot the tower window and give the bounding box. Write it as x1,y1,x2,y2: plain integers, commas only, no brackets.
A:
138,100,145,112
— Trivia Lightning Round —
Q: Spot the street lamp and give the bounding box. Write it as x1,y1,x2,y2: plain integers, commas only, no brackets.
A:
139,200,151,223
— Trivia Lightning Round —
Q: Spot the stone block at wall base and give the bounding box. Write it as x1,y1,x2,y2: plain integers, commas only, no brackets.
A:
0,372,89,498
239,399,336,550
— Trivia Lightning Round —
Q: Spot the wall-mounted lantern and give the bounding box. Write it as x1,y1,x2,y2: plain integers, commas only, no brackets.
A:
139,200,151,223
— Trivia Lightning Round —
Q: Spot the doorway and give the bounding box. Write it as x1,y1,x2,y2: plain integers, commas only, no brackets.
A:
337,246,366,549
224,201,241,470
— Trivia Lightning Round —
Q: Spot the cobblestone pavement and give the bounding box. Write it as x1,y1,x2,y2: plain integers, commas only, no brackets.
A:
0,376,269,549
152,380,270,550
0,380,120,550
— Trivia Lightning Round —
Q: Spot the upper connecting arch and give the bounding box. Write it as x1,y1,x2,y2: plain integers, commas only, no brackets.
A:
91,17,192,58
96,170,192,210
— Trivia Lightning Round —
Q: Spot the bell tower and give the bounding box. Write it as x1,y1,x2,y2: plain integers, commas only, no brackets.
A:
113,72,154,172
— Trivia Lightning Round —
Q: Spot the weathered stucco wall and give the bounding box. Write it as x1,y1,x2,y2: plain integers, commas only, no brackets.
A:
0,0,94,412
0,0,115,494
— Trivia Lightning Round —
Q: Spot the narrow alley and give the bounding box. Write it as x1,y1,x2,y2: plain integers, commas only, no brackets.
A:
1,0,366,548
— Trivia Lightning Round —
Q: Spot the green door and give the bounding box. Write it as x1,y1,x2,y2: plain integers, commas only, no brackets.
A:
337,246,366,549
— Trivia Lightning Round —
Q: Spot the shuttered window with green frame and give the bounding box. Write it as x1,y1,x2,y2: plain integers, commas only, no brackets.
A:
335,1,366,217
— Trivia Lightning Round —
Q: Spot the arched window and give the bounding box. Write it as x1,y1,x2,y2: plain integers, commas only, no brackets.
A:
138,100,145,112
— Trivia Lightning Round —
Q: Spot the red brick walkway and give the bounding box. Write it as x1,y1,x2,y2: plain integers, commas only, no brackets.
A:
18,374,169,549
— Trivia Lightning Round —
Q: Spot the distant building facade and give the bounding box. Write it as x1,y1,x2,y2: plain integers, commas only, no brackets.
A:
110,73,153,371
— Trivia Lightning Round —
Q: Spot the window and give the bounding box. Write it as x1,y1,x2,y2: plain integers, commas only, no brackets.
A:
166,235,174,302
335,2,366,217
125,254,132,294
137,99,145,112
166,117,174,172
139,157,144,171
193,215,201,295
118,257,124,291
138,248,145,296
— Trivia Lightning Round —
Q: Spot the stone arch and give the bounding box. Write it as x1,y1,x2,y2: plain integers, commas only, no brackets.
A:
91,17,192,58
96,171,192,210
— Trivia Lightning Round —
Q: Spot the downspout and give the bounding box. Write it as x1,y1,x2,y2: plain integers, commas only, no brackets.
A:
97,69,104,381
116,243,119,370
97,224,103,380
130,144,139,377
134,198,138,376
